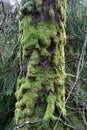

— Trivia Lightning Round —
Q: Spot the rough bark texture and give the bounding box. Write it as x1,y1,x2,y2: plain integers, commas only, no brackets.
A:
15,0,67,129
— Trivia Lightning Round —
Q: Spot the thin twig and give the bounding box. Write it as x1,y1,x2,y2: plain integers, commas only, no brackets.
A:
58,118,77,130
13,119,43,130
66,58,78,63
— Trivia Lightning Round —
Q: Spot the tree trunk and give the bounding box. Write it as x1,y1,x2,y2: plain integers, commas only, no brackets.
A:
15,0,67,129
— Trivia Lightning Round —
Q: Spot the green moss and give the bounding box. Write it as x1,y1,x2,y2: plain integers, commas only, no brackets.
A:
27,50,39,77
36,0,42,7
17,77,25,89
49,7,55,20
19,16,58,59
44,94,57,121
15,80,31,100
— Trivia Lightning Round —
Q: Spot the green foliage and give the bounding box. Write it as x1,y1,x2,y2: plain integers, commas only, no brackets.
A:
0,2,19,130
66,0,87,129
67,0,87,50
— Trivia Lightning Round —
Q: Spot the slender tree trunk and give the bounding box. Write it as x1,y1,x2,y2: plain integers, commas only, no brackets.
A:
15,0,67,129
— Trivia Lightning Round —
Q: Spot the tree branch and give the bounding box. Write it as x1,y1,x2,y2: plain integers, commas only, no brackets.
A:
0,0,6,31
13,119,43,130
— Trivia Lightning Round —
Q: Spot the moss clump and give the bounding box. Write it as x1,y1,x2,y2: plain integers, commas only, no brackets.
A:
44,94,57,121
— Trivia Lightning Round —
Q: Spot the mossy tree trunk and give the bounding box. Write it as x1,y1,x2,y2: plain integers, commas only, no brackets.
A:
15,0,67,129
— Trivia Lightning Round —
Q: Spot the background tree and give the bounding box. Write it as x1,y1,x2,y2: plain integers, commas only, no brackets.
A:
0,1,19,129
65,0,87,130
15,0,67,129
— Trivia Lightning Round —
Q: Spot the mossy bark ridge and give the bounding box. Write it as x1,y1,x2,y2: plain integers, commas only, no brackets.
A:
15,0,67,129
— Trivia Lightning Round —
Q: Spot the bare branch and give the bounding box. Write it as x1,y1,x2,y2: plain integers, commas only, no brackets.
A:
13,119,43,130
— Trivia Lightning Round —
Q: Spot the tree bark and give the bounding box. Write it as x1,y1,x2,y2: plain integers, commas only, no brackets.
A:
15,0,67,129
